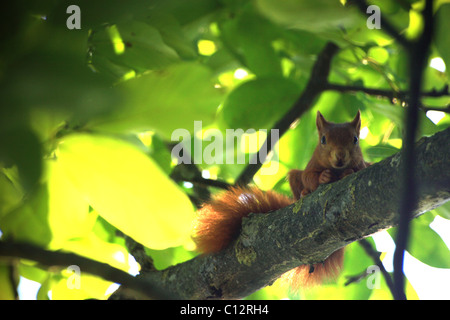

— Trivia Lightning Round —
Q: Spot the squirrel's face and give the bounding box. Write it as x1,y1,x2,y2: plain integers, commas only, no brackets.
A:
316,111,362,170
319,126,360,169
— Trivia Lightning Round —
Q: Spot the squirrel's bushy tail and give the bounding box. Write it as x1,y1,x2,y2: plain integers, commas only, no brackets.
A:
280,248,344,290
192,186,344,290
192,186,292,254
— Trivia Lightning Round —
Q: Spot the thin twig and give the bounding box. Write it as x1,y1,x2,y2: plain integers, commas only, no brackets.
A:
124,235,156,273
420,104,450,114
352,0,411,49
186,176,232,190
325,83,449,100
358,239,395,297
236,42,340,185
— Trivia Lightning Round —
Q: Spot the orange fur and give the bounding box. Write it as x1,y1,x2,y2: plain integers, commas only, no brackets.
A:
287,169,304,201
281,249,344,290
192,111,368,291
193,186,292,254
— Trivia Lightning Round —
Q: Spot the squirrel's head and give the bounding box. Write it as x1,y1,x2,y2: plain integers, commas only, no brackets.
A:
316,110,362,170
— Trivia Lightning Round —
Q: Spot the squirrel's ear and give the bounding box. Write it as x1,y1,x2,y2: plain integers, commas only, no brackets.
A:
316,111,328,131
351,110,361,133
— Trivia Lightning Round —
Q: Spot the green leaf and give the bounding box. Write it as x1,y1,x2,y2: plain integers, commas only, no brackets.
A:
433,202,450,220
45,0,152,28
37,275,52,300
255,0,363,35
146,246,197,270
89,62,223,138
434,3,450,78
219,10,282,77
0,184,52,246
152,0,221,25
88,20,179,77
279,109,317,170
370,102,405,128
418,110,440,136
18,262,49,290
346,0,410,47
0,127,42,192
0,170,23,219
146,133,173,175
0,264,16,300
0,25,121,126
48,235,124,300
365,144,400,161
368,47,390,65
331,94,365,123
408,214,450,268
220,77,301,130
56,133,195,250
144,13,197,60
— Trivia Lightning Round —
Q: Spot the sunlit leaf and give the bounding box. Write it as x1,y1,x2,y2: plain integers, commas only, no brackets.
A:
46,160,96,247
368,47,389,65
48,227,134,299
56,134,195,250
51,272,112,300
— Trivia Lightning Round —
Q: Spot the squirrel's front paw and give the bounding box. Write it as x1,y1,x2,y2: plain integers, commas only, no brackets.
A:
300,189,311,197
319,169,334,184
340,168,355,179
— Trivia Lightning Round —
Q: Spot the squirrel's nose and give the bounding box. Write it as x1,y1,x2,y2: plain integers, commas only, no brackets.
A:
332,151,348,168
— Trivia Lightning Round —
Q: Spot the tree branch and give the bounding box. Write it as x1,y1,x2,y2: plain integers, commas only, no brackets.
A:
324,83,450,101
0,241,178,300
135,127,450,300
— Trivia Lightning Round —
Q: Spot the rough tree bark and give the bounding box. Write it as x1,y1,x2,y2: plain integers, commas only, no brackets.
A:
134,127,450,299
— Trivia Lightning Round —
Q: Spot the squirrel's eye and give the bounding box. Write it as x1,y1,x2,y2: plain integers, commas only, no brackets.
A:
321,136,326,145
353,136,358,144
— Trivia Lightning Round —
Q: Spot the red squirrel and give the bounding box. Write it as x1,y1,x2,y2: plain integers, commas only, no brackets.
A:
192,110,369,291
